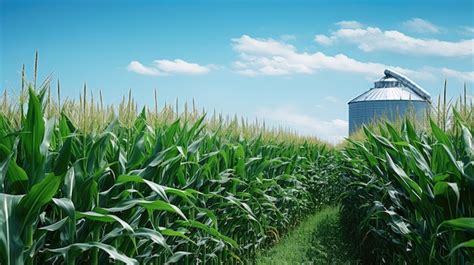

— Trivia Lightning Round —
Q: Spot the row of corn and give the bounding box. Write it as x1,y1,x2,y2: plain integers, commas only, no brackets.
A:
340,99,473,263
0,84,342,265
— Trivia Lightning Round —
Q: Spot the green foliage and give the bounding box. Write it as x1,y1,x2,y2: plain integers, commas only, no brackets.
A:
256,207,354,265
0,86,341,264
307,207,353,265
340,116,474,264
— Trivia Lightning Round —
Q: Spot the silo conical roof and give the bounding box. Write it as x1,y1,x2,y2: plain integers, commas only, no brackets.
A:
348,69,431,103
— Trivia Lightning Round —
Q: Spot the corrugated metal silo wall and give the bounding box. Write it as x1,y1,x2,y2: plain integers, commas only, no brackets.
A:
348,100,430,134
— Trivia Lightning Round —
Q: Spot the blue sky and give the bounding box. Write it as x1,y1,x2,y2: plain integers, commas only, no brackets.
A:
1,0,473,142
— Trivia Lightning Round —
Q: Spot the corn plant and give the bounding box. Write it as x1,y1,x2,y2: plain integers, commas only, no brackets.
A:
0,77,341,264
340,109,474,264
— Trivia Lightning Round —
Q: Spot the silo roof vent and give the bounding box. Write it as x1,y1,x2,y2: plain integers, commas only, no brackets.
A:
348,69,432,104
374,77,402,88
384,69,431,102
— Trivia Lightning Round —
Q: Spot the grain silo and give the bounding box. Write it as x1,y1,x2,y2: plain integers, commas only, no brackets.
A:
348,69,431,134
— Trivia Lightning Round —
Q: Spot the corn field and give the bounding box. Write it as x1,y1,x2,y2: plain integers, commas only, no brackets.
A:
0,80,342,264
340,95,474,264
1,59,473,264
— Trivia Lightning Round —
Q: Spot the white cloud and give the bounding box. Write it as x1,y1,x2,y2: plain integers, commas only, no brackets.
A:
440,68,474,82
314,34,334,45
256,105,348,143
154,59,210,75
232,35,433,80
403,18,441,33
233,35,296,57
335,20,363,29
127,61,163,76
127,59,210,76
315,24,473,57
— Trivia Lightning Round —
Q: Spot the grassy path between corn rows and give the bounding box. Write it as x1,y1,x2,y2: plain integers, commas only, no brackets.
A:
255,206,353,265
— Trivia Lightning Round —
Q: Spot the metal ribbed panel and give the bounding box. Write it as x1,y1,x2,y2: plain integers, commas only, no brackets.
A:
348,100,429,134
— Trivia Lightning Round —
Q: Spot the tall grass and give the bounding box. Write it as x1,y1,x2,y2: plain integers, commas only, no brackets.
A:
0,65,341,264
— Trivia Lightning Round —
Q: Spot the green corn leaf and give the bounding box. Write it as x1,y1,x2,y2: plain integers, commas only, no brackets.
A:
442,144,465,180
0,115,14,150
21,87,45,185
103,199,187,220
117,175,168,201
448,239,474,257
53,137,72,176
117,175,195,202
0,144,28,193
461,125,473,159
165,251,192,264
0,193,24,265
386,152,422,201
46,242,138,265
0,145,13,193
133,228,171,252
137,200,187,220
40,117,55,157
439,218,474,232
158,227,195,244
17,173,61,237
434,182,460,206
76,211,133,232
430,120,453,150
39,217,68,232
52,198,76,243
177,220,238,248
62,167,75,200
